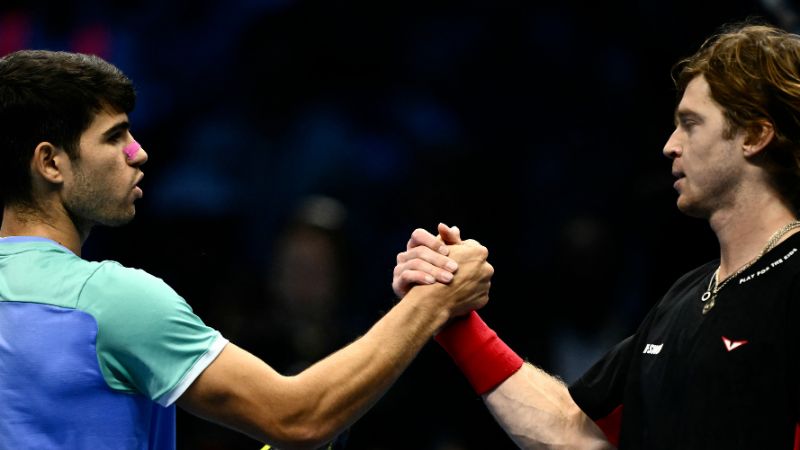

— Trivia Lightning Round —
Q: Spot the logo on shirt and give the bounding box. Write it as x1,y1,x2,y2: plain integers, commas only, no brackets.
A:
643,343,663,355
738,248,797,285
721,336,748,352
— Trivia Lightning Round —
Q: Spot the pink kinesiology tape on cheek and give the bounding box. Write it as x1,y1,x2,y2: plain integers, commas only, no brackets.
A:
123,140,141,159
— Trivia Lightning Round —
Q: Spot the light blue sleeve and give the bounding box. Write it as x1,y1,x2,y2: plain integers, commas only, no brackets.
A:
77,261,228,406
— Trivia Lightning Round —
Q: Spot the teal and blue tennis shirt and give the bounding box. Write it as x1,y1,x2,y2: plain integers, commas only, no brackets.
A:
0,236,228,449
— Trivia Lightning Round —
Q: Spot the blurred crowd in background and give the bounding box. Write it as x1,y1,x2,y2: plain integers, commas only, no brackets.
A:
2,0,798,448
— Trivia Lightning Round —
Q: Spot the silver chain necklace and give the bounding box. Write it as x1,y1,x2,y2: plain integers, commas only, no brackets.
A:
701,220,800,314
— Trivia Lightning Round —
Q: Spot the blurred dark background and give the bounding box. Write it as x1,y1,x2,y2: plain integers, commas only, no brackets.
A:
2,0,798,448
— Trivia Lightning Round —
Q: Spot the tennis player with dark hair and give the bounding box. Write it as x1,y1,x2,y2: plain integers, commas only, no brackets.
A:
0,50,494,449
394,22,800,449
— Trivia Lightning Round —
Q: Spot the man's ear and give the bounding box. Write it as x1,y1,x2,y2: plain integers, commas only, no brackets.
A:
743,120,776,157
31,142,68,185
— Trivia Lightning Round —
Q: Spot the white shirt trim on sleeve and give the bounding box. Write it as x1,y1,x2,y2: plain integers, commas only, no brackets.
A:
156,333,229,407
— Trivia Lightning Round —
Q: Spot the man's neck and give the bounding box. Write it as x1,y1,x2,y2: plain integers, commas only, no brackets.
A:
710,192,798,280
0,205,86,256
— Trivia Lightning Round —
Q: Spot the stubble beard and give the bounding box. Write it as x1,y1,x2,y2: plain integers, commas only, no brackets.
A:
677,165,742,220
64,164,135,229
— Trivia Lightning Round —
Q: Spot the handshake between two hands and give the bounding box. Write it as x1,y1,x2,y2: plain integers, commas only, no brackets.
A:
392,223,494,319
392,223,522,396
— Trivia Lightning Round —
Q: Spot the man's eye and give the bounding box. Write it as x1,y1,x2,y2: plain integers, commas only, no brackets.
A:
108,133,123,143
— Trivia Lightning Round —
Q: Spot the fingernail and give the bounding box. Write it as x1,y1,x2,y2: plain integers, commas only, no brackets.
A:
424,275,435,284
446,261,458,271
452,226,460,234
441,272,454,282
438,246,449,255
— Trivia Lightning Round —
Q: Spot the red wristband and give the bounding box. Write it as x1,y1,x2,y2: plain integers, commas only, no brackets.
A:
434,311,523,395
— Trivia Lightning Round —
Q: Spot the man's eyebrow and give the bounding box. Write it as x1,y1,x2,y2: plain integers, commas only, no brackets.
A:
101,121,130,139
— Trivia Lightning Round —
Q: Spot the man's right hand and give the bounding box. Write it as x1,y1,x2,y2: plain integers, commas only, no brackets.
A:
392,223,465,298
393,224,492,318
419,239,493,318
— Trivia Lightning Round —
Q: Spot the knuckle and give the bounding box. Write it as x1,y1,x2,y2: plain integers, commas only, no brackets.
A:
398,250,412,262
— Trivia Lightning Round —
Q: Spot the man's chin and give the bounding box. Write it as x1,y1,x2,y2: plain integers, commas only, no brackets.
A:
99,210,136,227
676,198,710,219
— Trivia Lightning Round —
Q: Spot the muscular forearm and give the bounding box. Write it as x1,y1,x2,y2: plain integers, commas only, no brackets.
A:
483,364,614,450
289,243,491,442
282,286,450,444
181,285,452,450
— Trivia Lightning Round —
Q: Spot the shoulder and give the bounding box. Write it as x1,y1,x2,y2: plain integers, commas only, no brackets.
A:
83,260,179,295
78,260,184,311
76,261,200,343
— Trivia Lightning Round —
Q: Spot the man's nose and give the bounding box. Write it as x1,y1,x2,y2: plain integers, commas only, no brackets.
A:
663,129,681,159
